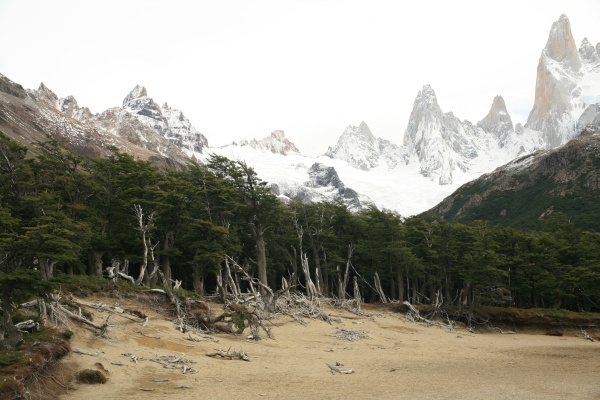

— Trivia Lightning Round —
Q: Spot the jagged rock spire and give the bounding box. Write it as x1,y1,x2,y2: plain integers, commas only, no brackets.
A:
477,95,514,144
526,14,581,147
579,38,599,64
123,85,148,108
544,14,580,70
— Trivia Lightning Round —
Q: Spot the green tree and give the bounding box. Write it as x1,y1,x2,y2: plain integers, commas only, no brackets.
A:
207,155,282,296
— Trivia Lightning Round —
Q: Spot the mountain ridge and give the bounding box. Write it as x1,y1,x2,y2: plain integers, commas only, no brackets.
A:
0,14,598,216
423,128,600,231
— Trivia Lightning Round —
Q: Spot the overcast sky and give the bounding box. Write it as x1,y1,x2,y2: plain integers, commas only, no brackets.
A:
0,0,599,155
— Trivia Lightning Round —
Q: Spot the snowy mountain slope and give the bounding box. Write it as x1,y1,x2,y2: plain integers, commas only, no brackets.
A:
200,141,484,216
2,14,599,218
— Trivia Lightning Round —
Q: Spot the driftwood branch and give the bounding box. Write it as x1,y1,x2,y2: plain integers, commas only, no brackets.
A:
53,302,110,335
15,319,39,333
73,348,100,357
578,329,595,342
326,363,354,374
206,348,250,361
402,301,455,331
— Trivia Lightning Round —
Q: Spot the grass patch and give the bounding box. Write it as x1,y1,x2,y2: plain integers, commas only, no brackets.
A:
0,352,22,368
51,274,143,295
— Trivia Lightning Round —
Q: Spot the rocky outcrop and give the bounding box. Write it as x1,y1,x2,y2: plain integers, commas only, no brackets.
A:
477,95,514,146
579,38,599,64
162,103,208,153
577,104,600,132
0,73,27,99
58,95,93,121
121,86,209,153
248,130,300,155
33,83,59,107
304,162,368,210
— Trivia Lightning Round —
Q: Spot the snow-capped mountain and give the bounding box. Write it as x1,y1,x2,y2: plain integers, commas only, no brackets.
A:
0,14,598,217
525,14,600,147
122,85,209,154
323,14,600,186
248,130,301,155
324,121,404,171
0,75,194,168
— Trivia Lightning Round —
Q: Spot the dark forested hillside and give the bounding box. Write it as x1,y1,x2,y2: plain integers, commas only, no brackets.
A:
1,131,600,323
423,129,600,231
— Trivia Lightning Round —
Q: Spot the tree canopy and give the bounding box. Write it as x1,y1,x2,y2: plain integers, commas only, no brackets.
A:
1,132,600,328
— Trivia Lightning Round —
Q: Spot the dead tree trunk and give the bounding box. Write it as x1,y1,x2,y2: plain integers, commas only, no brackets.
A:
224,257,241,299
106,259,135,285
157,270,182,319
338,244,353,300
353,276,361,311
146,239,160,287
374,271,388,303
133,204,156,286
301,253,319,300
289,246,299,292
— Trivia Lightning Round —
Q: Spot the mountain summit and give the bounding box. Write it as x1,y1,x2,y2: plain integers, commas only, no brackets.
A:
325,121,379,170
402,85,480,184
525,14,600,147
477,95,514,145
121,86,208,153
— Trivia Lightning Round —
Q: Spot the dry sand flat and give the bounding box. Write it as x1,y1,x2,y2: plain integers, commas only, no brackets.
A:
52,298,600,400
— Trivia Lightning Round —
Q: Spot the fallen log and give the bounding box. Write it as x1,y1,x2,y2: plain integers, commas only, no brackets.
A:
15,319,39,333
53,302,110,335
73,348,100,357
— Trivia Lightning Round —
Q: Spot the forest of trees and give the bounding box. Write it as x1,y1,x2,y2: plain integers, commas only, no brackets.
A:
1,132,600,317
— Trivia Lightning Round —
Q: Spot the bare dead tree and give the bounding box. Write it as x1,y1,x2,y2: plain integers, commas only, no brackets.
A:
353,276,362,311
374,272,388,304
301,253,319,301
133,204,156,286
224,257,241,299
338,244,354,300
157,270,182,320
106,259,135,285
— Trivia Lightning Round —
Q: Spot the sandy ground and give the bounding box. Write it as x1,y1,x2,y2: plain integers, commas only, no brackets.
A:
46,295,600,400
